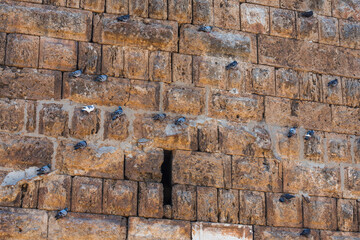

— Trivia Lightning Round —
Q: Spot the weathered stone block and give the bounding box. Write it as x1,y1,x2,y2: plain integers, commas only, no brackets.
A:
193,56,227,89
280,0,331,16
66,0,79,8
0,99,25,133
319,16,339,45
255,226,320,239
70,107,100,138
127,80,160,111
241,3,270,34
139,182,163,218
248,65,275,95
71,176,102,214
247,0,279,6
296,13,318,41
192,222,253,240
19,180,39,209
172,150,231,188
93,14,178,51
326,133,351,163
267,192,302,227
283,161,341,197
57,140,124,179
6,34,39,68
80,0,105,12
0,207,48,239
198,120,219,153
44,0,66,7
337,199,358,232
125,149,163,182
322,75,342,104
172,53,192,84
355,137,360,164
344,166,360,198
303,196,336,230
149,0,167,19
0,133,53,169
149,51,171,82
38,174,71,211
300,72,322,102
270,8,296,38
214,0,240,30
180,24,257,61
39,103,69,137
273,126,300,160
239,190,266,225
340,19,360,49
39,37,77,71
48,212,127,240
128,217,191,240
129,0,148,17
0,171,21,207
193,0,213,25
332,105,360,135
172,184,196,221
124,47,149,80
320,231,360,240
303,130,325,162
106,0,128,14
265,97,299,127
103,109,129,141
26,101,37,133
232,157,282,192
0,2,92,41
168,0,192,23
299,101,331,132
197,186,218,222
342,77,360,107
79,42,102,74
103,179,137,216
333,0,360,21
218,189,239,224
0,67,61,100
0,33,6,64
102,45,124,77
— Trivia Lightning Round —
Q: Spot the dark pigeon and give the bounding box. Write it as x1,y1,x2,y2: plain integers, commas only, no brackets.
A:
328,79,338,87
301,11,313,17
111,106,124,120
304,130,315,140
153,113,167,121
55,208,68,220
198,26,213,33
225,61,238,70
117,14,130,22
300,228,311,237
69,70,82,78
175,117,186,126
287,127,296,138
37,164,51,175
74,141,87,150
279,193,295,202
95,74,108,82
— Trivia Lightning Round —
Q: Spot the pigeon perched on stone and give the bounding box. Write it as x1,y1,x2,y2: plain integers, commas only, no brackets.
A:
287,127,297,138
37,164,51,175
279,193,295,202
95,74,108,82
225,61,238,70
301,11,313,17
55,208,68,220
74,141,87,150
153,113,167,121
175,117,186,125
328,79,338,87
300,228,311,237
198,26,213,33
111,106,123,120
82,105,95,113
69,70,82,78
117,14,130,22
304,130,315,140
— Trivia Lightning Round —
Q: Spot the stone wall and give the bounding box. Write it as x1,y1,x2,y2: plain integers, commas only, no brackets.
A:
0,0,360,239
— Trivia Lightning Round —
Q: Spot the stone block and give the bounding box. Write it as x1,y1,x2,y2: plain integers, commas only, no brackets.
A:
80,0,105,12
337,198,358,232
105,0,128,14
26,101,37,133
168,0,192,23
0,32,5,65
239,190,266,225
124,47,149,80
241,3,270,34
39,103,69,137
44,0,67,7
193,0,213,25
149,0,167,19
303,196,337,230
192,222,253,240
172,53,192,84
320,231,360,240
322,75,342,104
19,180,39,209
299,101,331,132
193,55,227,89
218,189,239,224
254,226,320,239
70,107,100,138
6,34,39,68
303,130,325,162
296,13,318,41
103,109,129,141
214,0,240,30
265,97,299,127
129,0,148,17
332,105,360,135
340,19,360,49
332,0,360,21
270,8,296,38
344,166,360,198
248,65,275,95
319,16,339,45
247,0,279,6
355,137,360,164
280,0,331,16
127,80,160,111
71,176,102,214
342,77,360,107
79,42,102,74
102,45,124,77
198,120,219,153
299,72,322,102
138,182,163,218
149,51,171,82
273,126,300,160
326,133,351,163
0,99,25,133
197,186,218,222
172,184,196,221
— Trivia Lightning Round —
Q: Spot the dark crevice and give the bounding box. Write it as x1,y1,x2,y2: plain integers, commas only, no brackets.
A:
161,150,172,206
20,183,28,208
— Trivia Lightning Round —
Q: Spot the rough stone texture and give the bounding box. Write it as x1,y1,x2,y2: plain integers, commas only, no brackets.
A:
333,0,360,21
280,0,331,16
103,109,129,141
300,72,322,102
320,231,360,240
127,80,160,111
337,198,358,232
139,182,164,218
172,53,192,84
303,196,337,230
0,133,53,169
71,176,103,214
149,0,167,19
26,103,37,132
270,8,296,38
149,51,171,82
48,212,127,240
56,140,124,179
218,189,239,224
297,13,318,42
193,0,213,25
303,130,325,162
239,190,266,225
0,67,62,100
0,207,48,239
172,184,196,221
70,107,100,138
6,34,39,68
326,133,351,163
198,120,219,153
298,101,331,132
0,33,5,65
0,1,92,41
248,65,275,95
180,24,257,61
322,75,342,104
102,45,124,77
248,0,279,7
193,55,227,89
0,99,25,133
38,174,71,211
128,217,191,240
103,179,138,216
241,3,270,34
197,186,218,222
192,222,253,240
39,103,69,137
275,68,300,98
80,0,105,12
124,47,149,80
93,14,178,51
355,138,360,164
332,105,360,135
255,226,320,239
319,16,339,46
106,0,128,14
168,0,192,23
273,126,300,160
39,37,77,71
344,166,360,199
265,97,299,127
267,192,302,227
79,42,102,74
214,0,240,30
172,150,231,188
342,77,360,107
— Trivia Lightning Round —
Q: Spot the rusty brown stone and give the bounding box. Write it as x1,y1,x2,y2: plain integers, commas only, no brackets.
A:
198,120,219,153
270,8,296,38
280,0,331,16
168,0,192,23
172,53,192,84
193,0,213,25
197,186,218,222
149,51,171,82
255,226,320,239
105,0,128,14
102,45,124,77
124,47,149,80
0,99,25,133
337,198,358,232
241,4,269,34
78,42,102,74
149,0,167,19
70,107,100,138
322,75,342,104
218,189,239,224
129,0,148,17
303,130,325,162
172,184,196,221
320,231,360,240
138,182,164,218
303,196,337,230
192,222,253,240
296,13,319,42
342,77,360,108
39,103,69,137
332,105,360,135
239,190,266,225
80,0,104,12
319,16,339,46
103,109,129,141
71,176,102,214
6,34,39,68
214,0,240,30
0,33,5,65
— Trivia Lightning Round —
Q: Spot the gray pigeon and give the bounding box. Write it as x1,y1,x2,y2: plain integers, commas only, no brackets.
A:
328,79,338,87
117,14,130,22
279,193,295,202
175,117,186,125
82,105,95,113
198,26,213,33
74,141,87,150
55,208,68,220
304,130,314,140
95,74,108,82
225,61,238,70
37,164,51,175
287,127,296,138
301,11,313,17
300,229,311,237
69,70,82,78
153,113,166,121
111,106,123,120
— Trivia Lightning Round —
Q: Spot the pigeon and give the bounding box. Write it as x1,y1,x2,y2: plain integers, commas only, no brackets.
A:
55,208,68,220
328,79,338,87
301,11,313,17
69,70,82,78
300,229,311,237
82,105,95,113
198,26,213,33
279,193,295,202
225,61,238,70
175,117,186,125
111,106,124,120
152,113,167,121
37,164,51,175
304,130,315,140
117,14,130,22
74,141,87,150
287,127,296,138
95,74,108,82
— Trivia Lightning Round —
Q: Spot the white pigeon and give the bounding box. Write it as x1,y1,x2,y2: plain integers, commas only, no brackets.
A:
82,105,95,113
